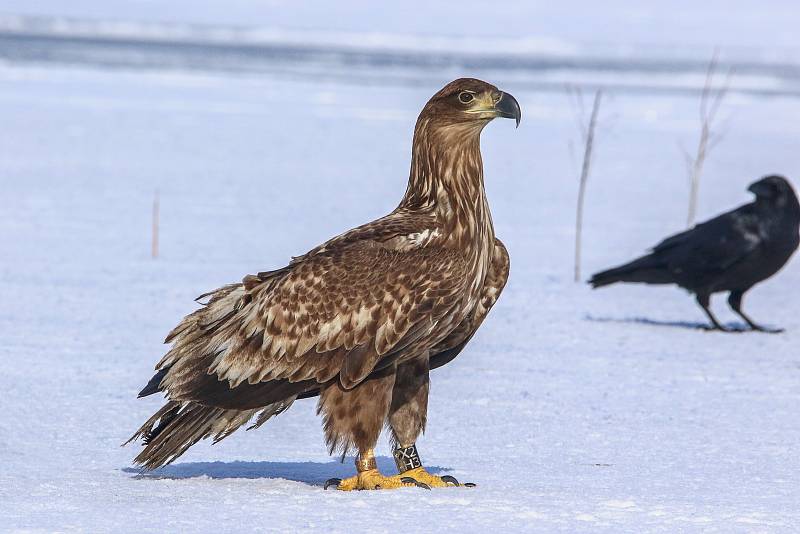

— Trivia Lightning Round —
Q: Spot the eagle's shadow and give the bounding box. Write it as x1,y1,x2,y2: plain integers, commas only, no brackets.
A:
124,457,449,487
584,314,749,331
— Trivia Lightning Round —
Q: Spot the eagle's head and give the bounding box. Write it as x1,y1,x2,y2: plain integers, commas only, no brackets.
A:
402,78,519,210
418,78,521,132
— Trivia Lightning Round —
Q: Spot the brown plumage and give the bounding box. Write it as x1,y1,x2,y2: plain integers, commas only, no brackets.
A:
127,78,519,483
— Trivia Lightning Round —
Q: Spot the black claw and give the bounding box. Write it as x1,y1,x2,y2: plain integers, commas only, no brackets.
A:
753,326,784,334
464,482,477,487
323,478,341,490
440,475,460,486
401,476,431,490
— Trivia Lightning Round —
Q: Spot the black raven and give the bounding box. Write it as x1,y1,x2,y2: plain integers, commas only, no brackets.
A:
589,175,800,332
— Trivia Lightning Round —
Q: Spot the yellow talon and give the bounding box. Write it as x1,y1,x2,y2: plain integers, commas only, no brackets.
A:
335,469,420,491
400,467,466,488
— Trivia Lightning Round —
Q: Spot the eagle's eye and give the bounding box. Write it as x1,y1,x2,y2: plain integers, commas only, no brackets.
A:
458,92,474,104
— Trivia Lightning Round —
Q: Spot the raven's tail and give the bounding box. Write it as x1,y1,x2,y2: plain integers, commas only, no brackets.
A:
589,253,673,288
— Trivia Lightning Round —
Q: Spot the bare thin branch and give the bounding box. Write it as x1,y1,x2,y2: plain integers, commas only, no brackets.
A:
699,49,719,122
677,142,694,181
707,130,726,154
565,84,589,140
685,50,732,227
574,89,603,282
707,66,734,125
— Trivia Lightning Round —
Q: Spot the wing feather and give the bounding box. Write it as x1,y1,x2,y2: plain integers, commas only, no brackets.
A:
157,231,467,404
430,238,510,370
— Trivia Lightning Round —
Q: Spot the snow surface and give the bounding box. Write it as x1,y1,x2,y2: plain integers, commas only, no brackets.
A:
1,6,800,533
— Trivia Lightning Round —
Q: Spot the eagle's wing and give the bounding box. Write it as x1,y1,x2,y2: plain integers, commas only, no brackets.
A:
153,217,468,406
430,238,510,370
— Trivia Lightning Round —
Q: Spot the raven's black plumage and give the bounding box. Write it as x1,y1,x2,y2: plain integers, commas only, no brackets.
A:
590,175,800,332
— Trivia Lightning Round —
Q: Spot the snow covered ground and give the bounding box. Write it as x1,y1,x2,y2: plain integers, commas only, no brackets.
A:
2,4,800,533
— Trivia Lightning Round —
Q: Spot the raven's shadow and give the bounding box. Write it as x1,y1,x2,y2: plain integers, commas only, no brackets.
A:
584,314,747,331
123,457,447,486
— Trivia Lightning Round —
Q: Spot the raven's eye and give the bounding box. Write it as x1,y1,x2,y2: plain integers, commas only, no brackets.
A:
458,92,474,104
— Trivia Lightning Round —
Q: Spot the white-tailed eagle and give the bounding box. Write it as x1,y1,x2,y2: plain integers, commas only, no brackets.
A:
128,78,520,490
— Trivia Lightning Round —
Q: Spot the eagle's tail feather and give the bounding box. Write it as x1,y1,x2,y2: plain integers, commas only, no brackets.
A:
125,397,295,470
138,368,169,398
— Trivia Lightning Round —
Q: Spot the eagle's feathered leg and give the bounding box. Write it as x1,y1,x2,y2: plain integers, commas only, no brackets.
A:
319,365,421,490
388,358,429,447
387,357,471,488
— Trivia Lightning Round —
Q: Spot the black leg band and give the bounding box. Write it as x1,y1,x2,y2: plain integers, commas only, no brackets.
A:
394,444,422,473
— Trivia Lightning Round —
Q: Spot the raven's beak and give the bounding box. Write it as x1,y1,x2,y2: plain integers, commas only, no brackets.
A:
495,91,521,128
748,180,774,198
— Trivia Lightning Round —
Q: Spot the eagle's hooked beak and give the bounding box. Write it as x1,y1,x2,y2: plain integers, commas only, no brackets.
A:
466,90,522,127
494,91,522,128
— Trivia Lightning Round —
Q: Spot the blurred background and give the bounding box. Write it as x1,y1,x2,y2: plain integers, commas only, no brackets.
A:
2,2,800,531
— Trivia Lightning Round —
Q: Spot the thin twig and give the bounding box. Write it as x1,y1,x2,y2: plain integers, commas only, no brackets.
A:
565,84,589,140
574,90,603,282
678,142,694,181
685,50,733,227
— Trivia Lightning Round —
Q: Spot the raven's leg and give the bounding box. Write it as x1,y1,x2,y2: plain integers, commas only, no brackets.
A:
728,290,784,333
695,293,733,331
387,357,470,488
319,366,421,491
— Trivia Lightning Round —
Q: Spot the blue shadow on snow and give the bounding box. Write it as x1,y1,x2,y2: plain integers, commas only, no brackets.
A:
123,456,448,487
584,313,750,331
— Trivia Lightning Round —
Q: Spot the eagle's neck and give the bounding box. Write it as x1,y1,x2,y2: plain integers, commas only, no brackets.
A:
399,118,494,249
